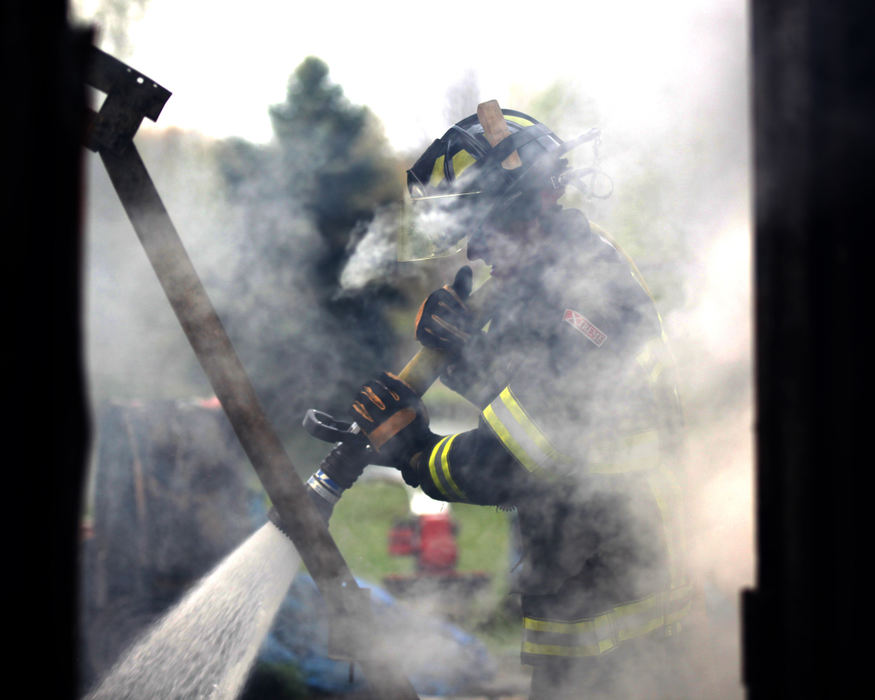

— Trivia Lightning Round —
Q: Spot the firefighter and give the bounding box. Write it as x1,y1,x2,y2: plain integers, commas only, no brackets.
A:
350,108,692,699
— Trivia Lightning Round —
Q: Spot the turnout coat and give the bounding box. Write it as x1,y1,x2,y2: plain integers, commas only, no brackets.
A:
413,207,692,665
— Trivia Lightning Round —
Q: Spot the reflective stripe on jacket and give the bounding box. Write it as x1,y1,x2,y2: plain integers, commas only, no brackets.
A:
416,209,691,664
521,583,693,662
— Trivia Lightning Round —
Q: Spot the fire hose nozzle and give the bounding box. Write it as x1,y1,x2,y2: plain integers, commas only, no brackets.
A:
303,409,364,444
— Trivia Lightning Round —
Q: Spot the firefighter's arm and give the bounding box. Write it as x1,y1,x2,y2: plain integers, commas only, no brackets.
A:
349,372,529,503
407,413,546,506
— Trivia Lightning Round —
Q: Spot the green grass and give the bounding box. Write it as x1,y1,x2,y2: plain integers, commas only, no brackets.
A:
329,480,416,580
328,481,512,586
326,480,519,649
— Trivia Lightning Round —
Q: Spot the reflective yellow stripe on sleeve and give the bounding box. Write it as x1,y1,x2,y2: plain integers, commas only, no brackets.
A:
482,386,567,476
427,434,466,501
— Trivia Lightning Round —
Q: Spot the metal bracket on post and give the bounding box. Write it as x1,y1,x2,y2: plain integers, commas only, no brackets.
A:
84,48,171,154
83,45,418,700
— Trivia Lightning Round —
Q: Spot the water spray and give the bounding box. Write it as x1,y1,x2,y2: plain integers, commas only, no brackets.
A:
86,522,301,700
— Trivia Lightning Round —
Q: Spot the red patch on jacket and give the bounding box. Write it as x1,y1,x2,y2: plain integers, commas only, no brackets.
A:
563,309,607,347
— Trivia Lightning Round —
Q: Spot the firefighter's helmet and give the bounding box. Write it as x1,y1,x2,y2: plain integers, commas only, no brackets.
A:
400,108,600,261
406,109,566,202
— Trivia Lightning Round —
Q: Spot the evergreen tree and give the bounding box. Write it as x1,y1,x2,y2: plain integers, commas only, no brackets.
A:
269,57,402,297
214,57,405,444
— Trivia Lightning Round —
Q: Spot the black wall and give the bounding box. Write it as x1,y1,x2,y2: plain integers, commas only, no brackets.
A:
745,1,874,697
2,2,91,698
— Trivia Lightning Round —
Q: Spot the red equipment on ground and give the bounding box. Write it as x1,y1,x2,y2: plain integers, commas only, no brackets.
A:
388,512,459,574
382,508,490,617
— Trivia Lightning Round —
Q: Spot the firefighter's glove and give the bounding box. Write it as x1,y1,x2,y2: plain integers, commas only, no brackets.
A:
415,266,477,357
351,372,438,472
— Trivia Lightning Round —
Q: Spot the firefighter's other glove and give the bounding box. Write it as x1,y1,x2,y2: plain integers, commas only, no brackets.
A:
415,266,477,357
351,372,438,475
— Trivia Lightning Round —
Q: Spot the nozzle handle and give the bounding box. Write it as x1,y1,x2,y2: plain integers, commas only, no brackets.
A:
303,409,364,444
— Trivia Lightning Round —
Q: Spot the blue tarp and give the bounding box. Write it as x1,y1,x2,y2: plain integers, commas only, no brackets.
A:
259,573,496,696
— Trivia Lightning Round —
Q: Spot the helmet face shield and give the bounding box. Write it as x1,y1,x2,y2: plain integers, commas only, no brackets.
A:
397,190,491,261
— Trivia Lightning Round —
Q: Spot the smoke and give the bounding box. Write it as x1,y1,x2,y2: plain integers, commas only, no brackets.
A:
339,204,402,290
77,2,751,698
443,70,481,126
69,0,150,58
85,523,302,700
336,153,751,700
664,217,753,697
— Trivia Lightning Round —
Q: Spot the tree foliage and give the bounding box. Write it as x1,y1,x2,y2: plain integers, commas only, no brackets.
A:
268,57,402,293
213,57,406,442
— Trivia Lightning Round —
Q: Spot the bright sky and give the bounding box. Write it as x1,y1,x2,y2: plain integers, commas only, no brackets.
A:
71,0,744,151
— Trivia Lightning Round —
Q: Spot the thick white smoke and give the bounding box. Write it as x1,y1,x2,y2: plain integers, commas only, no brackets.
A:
75,1,751,698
